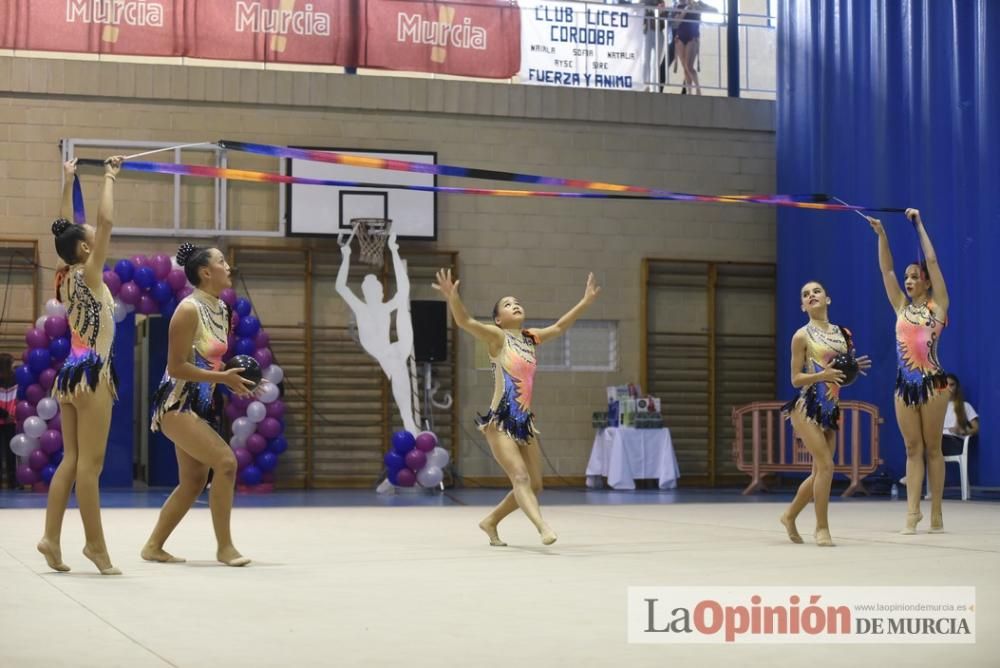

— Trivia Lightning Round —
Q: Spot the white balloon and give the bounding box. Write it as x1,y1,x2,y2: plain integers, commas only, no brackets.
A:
113,300,128,323
23,416,47,439
256,381,279,404
35,398,59,421
231,417,256,439
45,298,67,318
416,465,444,488
246,401,267,423
262,364,284,385
125,302,135,313
36,315,48,330
426,446,450,469
230,434,247,450
10,434,39,457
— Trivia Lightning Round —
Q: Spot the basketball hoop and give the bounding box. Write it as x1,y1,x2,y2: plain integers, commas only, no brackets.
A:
341,218,392,268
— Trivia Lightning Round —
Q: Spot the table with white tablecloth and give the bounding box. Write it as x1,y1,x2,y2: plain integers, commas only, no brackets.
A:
585,427,680,490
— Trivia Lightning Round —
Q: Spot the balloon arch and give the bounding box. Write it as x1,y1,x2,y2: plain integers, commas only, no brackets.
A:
10,253,287,492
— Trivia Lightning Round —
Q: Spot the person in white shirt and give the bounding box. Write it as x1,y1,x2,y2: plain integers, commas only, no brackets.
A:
943,373,979,456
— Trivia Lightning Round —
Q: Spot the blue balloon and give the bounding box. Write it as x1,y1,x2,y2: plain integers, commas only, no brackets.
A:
151,280,173,304
14,364,35,388
234,298,252,318
28,348,52,373
235,337,256,356
49,336,70,361
162,298,178,320
40,465,57,483
388,468,401,486
267,437,288,455
235,315,260,338
391,431,416,456
49,450,63,467
256,451,278,473
239,465,262,486
384,450,406,472
134,266,155,290
114,259,135,283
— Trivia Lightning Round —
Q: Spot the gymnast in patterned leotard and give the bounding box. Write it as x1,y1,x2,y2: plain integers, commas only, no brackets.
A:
433,269,601,547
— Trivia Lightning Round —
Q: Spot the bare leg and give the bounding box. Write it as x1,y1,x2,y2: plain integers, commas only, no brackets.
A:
920,390,949,531
483,428,555,545
158,411,249,566
685,38,702,94
38,399,79,572
479,437,545,546
675,39,690,90
71,384,119,574
895,396,926,533
789,409,836,546
142,444,209,563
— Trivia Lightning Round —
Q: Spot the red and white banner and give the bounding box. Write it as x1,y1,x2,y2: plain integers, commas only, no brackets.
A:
359,0,520,78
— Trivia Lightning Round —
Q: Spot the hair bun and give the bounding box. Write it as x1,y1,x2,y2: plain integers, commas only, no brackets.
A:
176,242,197,267
51,219,72,237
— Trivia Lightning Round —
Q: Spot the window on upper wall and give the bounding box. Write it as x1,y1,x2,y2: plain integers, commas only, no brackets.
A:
475,320,619,372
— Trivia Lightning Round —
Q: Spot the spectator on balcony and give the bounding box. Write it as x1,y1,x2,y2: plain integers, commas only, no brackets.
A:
671,0,717,95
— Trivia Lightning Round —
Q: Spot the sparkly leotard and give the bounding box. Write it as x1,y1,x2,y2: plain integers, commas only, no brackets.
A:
150,289,231,431
52,266,118,401
895,300,947,406
783,324,854,430
476,330,539,445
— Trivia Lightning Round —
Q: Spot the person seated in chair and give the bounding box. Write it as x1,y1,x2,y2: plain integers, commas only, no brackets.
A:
943,373,978,456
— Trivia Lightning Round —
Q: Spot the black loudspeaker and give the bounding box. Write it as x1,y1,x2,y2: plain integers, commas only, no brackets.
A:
411,300,448,362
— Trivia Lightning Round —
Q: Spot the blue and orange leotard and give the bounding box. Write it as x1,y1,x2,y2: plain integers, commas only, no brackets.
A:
476,329,539,445
785,323,854,430
895,300,947,406
52,266,118,401
150,289,231,431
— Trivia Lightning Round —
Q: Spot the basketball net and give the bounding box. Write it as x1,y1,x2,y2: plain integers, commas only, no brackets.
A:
351,218,392,269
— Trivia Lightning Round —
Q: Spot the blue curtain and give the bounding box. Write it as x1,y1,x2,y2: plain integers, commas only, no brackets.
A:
776,1,999,485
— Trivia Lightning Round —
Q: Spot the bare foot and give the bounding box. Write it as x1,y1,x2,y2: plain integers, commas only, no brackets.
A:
814,528,835,547
217,546,251,567
540,525,558,546
37,538,70,572
901,511,923,535
478,519,507,547
140,543,186,563
82,545,121,575
779,514,804,544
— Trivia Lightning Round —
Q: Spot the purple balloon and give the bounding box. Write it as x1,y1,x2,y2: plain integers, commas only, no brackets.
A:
257,417,281,439
167,268,187,291
28,449,49,471
131,255,149,269
396,469,416,487
25,384,46,405
49,413,62,432
265,400,285,420
229,394,251,411
38,368,58,391
40,430,63,454
52,359,64,372
49,336,70,361
16,465,39,485
253,348,273,369
405,449,427,472
177,286,194,301
137,294,158,315
254,330,271,349
32,481,49,493
44,316,68,339
103,270,122,296
40,465,57,484
151,254,172,281
255,451,278,473
26,327,49,349
246,433,268,454
119,281,141,305
219,288,237,307
234,447,253,471
224,402,243,422
415,432,437,452
15,400,36,421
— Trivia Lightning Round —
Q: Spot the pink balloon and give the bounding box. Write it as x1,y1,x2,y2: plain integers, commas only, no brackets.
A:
26,327,49,349
257,417,281,439
131,255,148,269
405,449,427,472
28,449,49,471
246,433,267,454
415,432,437,452
52,359,64,372
15,400,36,421
253,348,273,369
234,447,253,471
219,288,237,307
396,469,416,487
265,400,285,420
151,254,172,280
254,330,270,349
25,384,46,405
261,471,275,483
137,295,158,315
32,481,49,493
21,349,28,363
44,316,68,339
48,413,62,431
40,430,63,454
119,281,141,305
177,286,194,301
38,368,57,390
167,268,187,291
16,465,39,485
103,270,122,296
